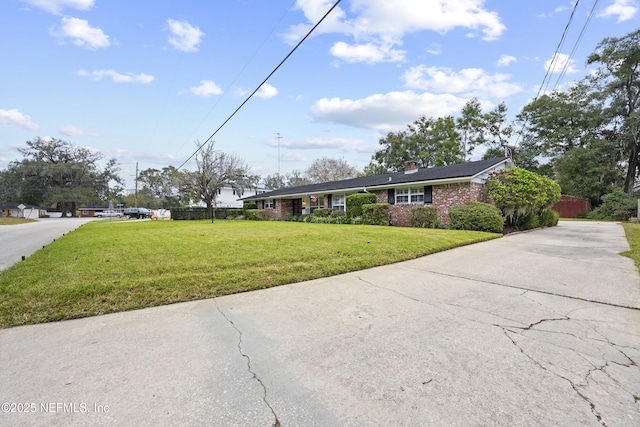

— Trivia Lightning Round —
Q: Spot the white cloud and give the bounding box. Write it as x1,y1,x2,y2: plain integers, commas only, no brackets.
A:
497,54,517,67
426,43,442,55
544,52,579,74
78,69,154,83
284,0,350,44
189,80,223,97
255,83,278,99
286,0,505,63
167,19,204,52
59,125,88,136
0,108,39,130
21,0,94,15
597,0,638,22
54,17,110,49
330,40,406,63
265,136,372,153
403,65,522,98
311,91,468,131
598,0,638,22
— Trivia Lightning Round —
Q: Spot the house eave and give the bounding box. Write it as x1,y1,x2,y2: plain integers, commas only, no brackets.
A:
243,158,511,202
244,177,473,201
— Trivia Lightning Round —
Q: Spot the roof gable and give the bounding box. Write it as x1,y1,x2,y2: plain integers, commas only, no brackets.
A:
244,157,510,200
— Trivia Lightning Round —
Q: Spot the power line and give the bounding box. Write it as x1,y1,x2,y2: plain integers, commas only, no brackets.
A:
171,0,297,159
176,0,343,171
552,0,599,91
515,1,589,150
537,0,580,99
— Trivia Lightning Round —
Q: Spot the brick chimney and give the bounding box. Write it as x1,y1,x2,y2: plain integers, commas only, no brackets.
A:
404,160,418,174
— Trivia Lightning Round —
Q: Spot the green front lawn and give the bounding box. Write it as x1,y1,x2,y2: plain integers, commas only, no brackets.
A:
0,220,501,328
0,217,36,225
622,223,640,269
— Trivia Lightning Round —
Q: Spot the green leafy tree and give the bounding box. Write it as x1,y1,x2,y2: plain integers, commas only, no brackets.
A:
517,82,604,157
480,102,513,157
1,137,122,215
362,161,387,176
553,138,624,204
137,166,190,208
456,98,486,157
371,116,465,172
587,29,640,194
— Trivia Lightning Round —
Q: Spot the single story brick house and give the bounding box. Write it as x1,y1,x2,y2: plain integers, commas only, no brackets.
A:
243,157,512,226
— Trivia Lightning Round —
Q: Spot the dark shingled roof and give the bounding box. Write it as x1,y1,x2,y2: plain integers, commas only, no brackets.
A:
244,157,510,200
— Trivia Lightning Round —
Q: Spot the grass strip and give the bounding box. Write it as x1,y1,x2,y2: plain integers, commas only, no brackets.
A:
0,218,37,225
0,220,500,328
621,222,640,269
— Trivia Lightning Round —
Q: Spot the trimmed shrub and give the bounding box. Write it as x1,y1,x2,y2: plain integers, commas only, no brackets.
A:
226,208,243,219
346,193,377,218
539,209,560,227
171,207,208,220
313,208,333,217
243,209,262,221
362,203,390,226
588,189,637,220
331,209,347,218
448,202,505,233
487,167,561,226
410,206,440,228
517,213,540,230
576,210,590,219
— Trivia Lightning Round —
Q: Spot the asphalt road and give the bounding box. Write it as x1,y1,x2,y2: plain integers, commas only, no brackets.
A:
0,221,639,426
0,218,96,271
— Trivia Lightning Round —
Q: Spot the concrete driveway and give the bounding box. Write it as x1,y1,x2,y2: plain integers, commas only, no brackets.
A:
0,221,638,426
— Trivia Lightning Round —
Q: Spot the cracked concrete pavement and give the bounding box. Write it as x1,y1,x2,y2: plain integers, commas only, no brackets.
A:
0,221,639,426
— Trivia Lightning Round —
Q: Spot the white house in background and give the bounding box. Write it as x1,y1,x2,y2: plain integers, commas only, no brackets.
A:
191,185,269,208
0,203,41,218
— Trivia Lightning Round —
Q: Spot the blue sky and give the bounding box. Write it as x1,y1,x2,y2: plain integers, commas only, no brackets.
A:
1,0,638,190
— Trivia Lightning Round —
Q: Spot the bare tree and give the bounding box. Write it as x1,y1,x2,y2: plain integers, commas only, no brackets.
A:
191,142,253,219
305,157,360,183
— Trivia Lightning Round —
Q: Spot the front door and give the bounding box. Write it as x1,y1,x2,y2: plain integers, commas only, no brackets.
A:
292,199,302,217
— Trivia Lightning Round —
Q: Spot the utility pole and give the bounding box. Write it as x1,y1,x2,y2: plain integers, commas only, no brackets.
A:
275,132,282,178
134,161,139,208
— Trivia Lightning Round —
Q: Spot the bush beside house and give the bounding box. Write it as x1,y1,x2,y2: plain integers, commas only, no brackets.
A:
346,193,377,218
448,202,504,233
487,167,561,230
409,206,440,228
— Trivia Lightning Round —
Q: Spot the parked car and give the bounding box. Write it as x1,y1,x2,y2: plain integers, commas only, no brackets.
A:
124,207,151,219
94,210,123,218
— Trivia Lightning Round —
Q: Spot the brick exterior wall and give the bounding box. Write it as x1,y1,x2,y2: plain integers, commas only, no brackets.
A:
372,182,488,226
259,181,489,226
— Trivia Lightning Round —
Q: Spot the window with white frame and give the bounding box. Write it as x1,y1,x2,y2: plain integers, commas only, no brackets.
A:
264,199,274,209
332,194,345,211
396,187,424,204
309,195,323,212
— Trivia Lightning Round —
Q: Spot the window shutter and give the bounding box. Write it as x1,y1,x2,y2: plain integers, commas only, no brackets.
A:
388,189,395,204
424,185,433,204
327,194,332,208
